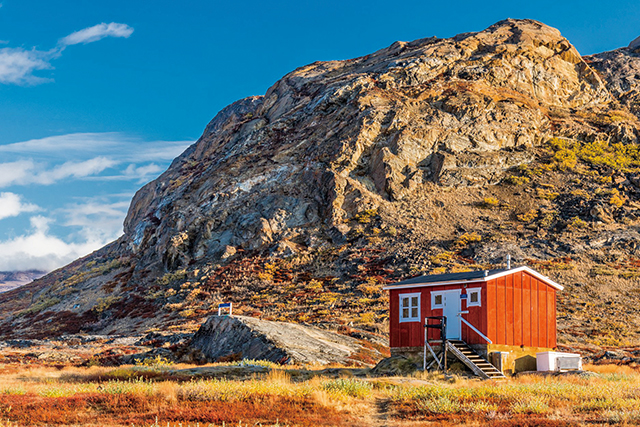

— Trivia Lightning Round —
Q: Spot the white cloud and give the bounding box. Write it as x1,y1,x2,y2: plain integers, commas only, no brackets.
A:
59,23,134,46
0,132,120,153
0,132,193,187
0,216,107,271
0,47,54,85
92,163,164,183
0,22,133,86
0,157,117,187
0,192,39,220
0,160,34,187
60,198,129,243
34,157,117,185
0,132,192,162
124,163,163,178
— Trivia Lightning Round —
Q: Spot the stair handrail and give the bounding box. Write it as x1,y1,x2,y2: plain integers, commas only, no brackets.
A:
445,341,491,379
423,316,447,371
458,313,493,344
424,315,447,342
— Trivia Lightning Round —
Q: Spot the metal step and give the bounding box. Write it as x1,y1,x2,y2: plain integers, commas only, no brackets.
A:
445,340,506,380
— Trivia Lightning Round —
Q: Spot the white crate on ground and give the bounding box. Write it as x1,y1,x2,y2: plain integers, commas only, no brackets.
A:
536,351,582,371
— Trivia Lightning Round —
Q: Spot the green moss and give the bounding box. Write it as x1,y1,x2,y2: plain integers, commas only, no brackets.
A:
20,297,61,315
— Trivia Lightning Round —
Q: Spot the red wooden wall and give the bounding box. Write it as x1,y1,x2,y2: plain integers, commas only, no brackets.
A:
389,270,557,349
485,271,557,348
389,282,486,348
389,286,424,348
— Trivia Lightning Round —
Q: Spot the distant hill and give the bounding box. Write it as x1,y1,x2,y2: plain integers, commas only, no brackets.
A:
1,19,640,353
0,270,46,293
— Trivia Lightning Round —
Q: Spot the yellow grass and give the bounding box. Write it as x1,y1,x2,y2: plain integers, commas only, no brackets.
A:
0,363,639,426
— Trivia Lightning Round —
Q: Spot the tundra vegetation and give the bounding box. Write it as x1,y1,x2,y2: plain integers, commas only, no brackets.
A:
0,361,637,426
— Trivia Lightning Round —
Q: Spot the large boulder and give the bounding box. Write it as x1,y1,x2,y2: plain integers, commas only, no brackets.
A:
189,315,386,366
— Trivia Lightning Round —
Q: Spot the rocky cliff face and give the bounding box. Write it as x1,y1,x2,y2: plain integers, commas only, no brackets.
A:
586,41,640,120
124,19,613,268
2,19,640,354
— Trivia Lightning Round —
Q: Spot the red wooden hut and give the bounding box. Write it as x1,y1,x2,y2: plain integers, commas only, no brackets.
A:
383,266,563,374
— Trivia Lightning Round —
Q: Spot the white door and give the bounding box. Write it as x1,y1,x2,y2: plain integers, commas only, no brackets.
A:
443,289,461,339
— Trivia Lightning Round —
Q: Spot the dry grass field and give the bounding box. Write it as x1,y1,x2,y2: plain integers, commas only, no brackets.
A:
0,361,637,426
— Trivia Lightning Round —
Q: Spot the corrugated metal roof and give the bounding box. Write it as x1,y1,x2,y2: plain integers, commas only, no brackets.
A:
389,269,507,286
383,266,564,291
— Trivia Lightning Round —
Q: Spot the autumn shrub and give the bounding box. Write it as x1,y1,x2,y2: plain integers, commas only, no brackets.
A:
357,277,381,296
305,279,323,292
548,137,640,172
156,269,188,286
570,188,591,199
453,232,482,249
357,312,376,324
354,209,378,224
552,148,577,171
609,192,625,207
505,175,531,185
482,197,499,208
517,209,538,223
535,188,559,201
566,216,588,230
430,251,455,266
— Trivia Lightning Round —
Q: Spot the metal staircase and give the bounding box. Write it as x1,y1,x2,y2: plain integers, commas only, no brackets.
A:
446,340,506,379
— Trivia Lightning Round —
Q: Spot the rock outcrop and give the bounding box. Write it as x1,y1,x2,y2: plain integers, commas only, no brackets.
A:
190,315,385,365
586,42,640,121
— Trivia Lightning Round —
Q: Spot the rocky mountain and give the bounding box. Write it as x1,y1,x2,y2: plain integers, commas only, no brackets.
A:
2,19,640,354
0,271,46,293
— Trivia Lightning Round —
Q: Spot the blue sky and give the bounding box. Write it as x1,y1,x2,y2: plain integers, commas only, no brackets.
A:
0,0,639,272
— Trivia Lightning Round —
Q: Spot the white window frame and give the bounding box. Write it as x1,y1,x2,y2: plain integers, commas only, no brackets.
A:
431,291,444,309
399,292,420,323
466,287,482,307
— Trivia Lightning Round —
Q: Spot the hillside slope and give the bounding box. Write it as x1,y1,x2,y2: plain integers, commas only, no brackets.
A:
2,19,640,353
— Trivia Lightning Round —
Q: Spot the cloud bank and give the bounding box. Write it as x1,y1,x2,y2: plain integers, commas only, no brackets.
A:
0,132,193,272
0,132,192,187
0,22,133,85
0,216,106,271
